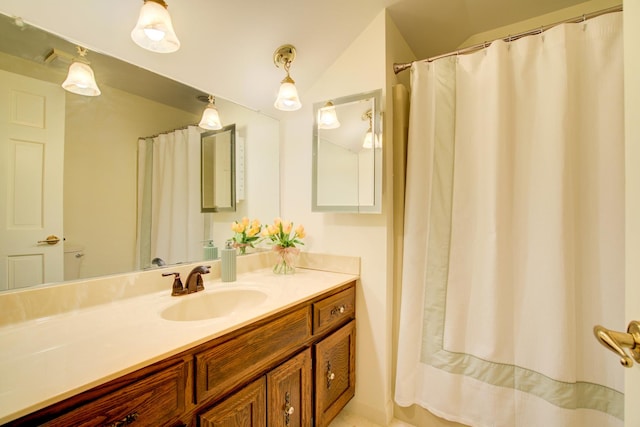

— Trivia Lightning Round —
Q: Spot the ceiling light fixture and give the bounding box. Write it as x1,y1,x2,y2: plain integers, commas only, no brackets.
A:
318,101,340,129
131,0,180,53
362,109,381,149
198,95,223,130
61,47,101,96
273,44,302,111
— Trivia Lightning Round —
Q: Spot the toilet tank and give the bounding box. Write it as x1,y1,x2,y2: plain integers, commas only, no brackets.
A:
64,244,85,280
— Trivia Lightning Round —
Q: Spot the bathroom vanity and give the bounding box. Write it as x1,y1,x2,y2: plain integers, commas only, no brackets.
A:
0,254,358,427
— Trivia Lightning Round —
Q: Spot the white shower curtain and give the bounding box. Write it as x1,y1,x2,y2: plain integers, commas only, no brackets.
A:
395,12,624,427
136,126,204,268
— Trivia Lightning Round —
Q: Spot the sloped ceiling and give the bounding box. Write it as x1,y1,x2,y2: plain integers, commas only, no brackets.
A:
0,0,595,116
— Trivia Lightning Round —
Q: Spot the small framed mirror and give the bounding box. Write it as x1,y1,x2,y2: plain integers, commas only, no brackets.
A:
312,89,382,213
201,124,236,212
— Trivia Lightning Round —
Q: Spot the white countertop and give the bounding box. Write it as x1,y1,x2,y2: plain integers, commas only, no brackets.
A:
0,266,358,424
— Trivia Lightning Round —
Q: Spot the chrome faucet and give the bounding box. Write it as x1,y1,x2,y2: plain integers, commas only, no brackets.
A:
185,265,211,293
162,265,211,296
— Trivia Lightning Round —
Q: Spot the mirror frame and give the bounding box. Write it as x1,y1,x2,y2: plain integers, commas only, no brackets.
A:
201,124,236,213
312,89,382,213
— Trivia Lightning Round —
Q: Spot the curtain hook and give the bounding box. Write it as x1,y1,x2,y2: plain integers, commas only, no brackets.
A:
540,26,545,42
582,14,587,31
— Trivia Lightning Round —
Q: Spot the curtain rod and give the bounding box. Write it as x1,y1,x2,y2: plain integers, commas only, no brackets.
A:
139,124,198,140
393,4,622,74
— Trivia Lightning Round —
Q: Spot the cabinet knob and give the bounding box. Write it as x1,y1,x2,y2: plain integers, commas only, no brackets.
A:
331,304,346,316
326,361,336,389
284,392,295,426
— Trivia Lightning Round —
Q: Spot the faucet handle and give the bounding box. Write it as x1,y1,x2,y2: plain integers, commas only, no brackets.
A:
162,272,186,296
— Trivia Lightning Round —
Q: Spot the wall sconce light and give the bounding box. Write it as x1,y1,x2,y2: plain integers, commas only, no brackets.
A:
61,47,101,96
318,101,340,129
198,95,223,130
362,109,381,149
273,44,302,111
131,0,180,53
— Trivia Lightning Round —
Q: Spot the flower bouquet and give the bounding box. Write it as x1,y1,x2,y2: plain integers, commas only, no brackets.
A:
262,218,305,274
230,217,262,255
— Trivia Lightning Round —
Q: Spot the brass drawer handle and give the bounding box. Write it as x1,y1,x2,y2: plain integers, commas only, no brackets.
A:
326,361,336,389
330,304,346,316
284,392,295,426
105,412,139,427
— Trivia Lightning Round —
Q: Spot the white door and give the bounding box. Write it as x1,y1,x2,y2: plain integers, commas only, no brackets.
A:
624,1,640,425
0,69,65,290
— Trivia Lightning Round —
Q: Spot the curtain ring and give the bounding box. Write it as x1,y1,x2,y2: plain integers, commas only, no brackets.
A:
540,26,545,42
582,14,587,31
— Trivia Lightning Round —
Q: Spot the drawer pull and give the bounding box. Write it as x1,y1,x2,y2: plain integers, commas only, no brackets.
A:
331,304,346,316
105,412,139,427
326,361,336,389
284,392,295,425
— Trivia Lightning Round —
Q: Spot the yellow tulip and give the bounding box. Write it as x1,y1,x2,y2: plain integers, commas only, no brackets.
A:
273,217,282,226
283,221,292,234
242,216,250,226
295,224,305,238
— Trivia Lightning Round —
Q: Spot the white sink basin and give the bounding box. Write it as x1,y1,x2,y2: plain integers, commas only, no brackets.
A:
161,288,268,321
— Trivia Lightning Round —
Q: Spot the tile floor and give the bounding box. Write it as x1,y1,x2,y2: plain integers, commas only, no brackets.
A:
329,410,416,427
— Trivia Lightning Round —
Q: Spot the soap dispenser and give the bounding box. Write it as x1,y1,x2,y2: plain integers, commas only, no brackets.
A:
221,240,236,282
203,240,218,260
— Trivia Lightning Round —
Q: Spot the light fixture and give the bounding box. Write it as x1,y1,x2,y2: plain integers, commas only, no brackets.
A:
61,47,101,96
318,101,340,129
198,95,223,130
131,0,180,53
273,44,302,111
362,109,381,149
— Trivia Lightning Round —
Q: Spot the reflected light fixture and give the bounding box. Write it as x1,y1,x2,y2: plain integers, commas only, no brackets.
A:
131,0,180,53
61,47,101,96
273,44,302,111
198,95,223,130
362,109,381,149
318,101,340,129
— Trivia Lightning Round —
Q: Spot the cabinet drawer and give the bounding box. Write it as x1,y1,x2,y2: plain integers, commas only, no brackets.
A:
196,307,311,404
44,361,188,427
312,286,355,336
314,320,355,427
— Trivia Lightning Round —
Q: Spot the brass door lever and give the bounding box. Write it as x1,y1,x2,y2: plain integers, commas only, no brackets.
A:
593,321,640,367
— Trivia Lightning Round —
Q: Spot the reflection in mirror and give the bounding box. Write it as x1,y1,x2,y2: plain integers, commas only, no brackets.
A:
201,124,236,213
0,13,280,291
312,89,382,213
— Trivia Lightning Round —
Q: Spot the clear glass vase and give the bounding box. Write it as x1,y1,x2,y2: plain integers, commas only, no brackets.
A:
273,246,300,274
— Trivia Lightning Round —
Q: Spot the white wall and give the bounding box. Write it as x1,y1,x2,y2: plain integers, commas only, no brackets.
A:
279,11,394,424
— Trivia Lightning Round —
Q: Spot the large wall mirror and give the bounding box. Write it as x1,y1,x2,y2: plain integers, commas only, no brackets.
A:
0,13,279,291
201,124,236,213
312,89,382,213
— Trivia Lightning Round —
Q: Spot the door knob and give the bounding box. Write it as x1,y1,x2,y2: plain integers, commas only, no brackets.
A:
593,321,640,367
37,235,61,245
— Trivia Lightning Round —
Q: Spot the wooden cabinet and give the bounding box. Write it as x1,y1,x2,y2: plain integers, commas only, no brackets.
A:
8,281,356,427
43,359,189,427
267,349,313,427
200,378,266,427
314,321,356,427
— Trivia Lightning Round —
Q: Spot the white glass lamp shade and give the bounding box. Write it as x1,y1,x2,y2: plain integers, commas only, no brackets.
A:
62,61,101,96
318,102,340,129
274,76,302,111
362,128,381,149
131,0,180,53
199,104,222,130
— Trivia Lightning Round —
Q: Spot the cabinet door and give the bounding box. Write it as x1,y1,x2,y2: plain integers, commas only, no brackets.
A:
200,377,266,427
314,320,356,427
266,348,312,427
